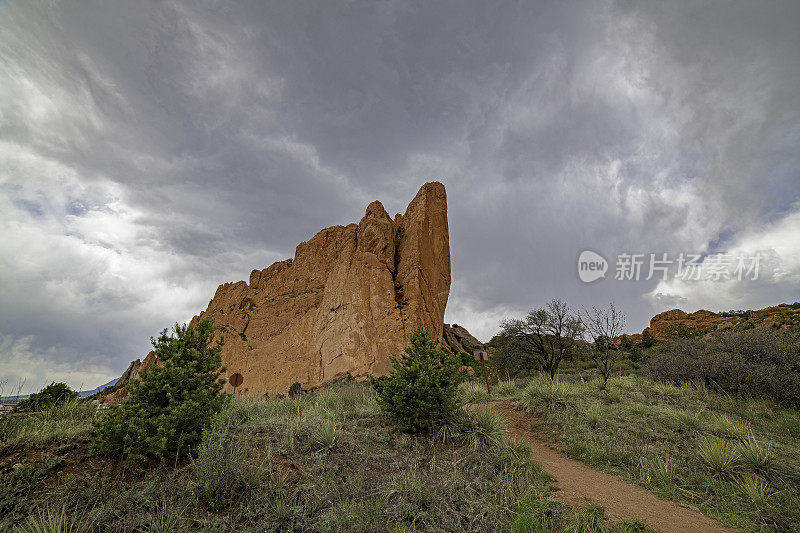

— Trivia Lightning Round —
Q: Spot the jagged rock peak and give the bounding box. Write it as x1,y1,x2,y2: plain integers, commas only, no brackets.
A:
170,181,452,395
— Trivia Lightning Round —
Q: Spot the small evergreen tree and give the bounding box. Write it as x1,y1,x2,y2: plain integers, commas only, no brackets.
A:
619,334,633,351
629,345,643,364
94,318,227,462
641,330,657,348
373,325,461,433
13,382,79,412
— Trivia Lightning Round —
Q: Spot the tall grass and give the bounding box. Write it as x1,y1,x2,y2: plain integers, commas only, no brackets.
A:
193,407,267,510
582,403,603,428
735,474,775,505
458,380,490,403
460,407,506,450
521,376,573,410
502,373,800,531
638,454,674,487
310,419,337,449
1,382,632,532
495,379,520,398
709,413,750,439
14,502,91,533
0,399,99,453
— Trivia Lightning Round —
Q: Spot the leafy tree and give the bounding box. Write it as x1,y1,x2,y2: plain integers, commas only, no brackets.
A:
373,325,461,433
13,382,79,412
94,318,227,462
498,299,583,379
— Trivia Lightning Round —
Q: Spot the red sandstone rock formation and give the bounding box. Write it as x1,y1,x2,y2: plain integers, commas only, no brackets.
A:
102,182,449,397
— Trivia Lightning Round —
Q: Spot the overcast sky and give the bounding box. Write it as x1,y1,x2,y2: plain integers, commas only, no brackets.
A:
2,1,799,394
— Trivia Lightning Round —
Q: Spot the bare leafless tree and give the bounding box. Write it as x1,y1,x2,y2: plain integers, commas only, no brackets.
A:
499,299,584,379
580,303,626,390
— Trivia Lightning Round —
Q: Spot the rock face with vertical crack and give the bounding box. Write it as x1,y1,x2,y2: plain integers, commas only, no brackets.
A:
179,182,451,395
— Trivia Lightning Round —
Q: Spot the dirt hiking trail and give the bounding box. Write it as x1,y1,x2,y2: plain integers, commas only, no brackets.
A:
490,401,737,533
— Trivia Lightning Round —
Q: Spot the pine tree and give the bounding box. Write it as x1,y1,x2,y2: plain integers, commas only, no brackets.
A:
13,382,79,412
374,325,461,432
94,318,227,462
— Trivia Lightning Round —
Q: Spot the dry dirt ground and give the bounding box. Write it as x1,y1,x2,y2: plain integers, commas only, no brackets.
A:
490,401,738,533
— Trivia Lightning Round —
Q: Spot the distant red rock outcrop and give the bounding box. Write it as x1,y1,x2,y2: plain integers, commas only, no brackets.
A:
629,305,800,342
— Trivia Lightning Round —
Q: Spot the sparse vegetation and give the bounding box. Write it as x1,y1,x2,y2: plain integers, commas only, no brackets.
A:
0,382,635,532
502,374,800,531
0,397,99,453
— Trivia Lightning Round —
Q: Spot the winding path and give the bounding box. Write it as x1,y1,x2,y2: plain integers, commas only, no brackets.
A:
490,401,737,533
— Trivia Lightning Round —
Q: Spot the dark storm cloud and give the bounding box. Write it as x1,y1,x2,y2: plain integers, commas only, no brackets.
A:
1,0,799,393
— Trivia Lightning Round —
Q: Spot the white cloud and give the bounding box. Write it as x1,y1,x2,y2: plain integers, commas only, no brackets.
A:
647,204,800,313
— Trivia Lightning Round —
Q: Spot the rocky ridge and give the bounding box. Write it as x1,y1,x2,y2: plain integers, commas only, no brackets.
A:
628,304,800,342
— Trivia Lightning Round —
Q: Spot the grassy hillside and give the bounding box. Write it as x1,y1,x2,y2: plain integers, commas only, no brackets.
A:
490,376,800,532
1,383,652,532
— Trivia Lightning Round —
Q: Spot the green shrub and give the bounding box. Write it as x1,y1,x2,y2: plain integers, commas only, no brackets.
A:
697,436,740,478
619,334,634,350
582,403,602,428
645,329,800,406
736,437,777,477
373,325,461,432
13,382,79,412
663,322,694,339
288,381,302,399
735,474,774,505
640,330,657,348
309,419,337,449
93,318,227,462
15,502,91,533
